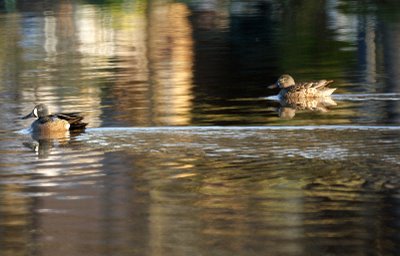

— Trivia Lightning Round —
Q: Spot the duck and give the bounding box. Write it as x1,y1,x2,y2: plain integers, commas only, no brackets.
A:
269,74,336,102
22,103,88,134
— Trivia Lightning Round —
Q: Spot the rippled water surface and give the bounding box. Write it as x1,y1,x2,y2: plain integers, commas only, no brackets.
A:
1,0,400,255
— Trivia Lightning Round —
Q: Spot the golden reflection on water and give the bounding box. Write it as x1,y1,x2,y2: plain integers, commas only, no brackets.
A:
6,0,194,128
110,2,194,126
148,3,193,125
0,183,32,243
1,127,399,255
3,0,384,128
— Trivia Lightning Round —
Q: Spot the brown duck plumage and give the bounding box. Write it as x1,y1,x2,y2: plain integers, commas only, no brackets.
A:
269,74,336,100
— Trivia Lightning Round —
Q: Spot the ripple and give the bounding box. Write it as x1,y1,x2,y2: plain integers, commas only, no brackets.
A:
82,125,400,134
333,93,400,101
15,128,31,135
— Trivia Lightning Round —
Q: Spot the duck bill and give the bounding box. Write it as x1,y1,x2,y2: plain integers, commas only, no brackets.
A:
268,83,278,89
21,111,35,120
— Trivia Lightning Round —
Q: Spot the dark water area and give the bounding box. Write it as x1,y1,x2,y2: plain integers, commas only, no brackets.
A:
1,0,400,255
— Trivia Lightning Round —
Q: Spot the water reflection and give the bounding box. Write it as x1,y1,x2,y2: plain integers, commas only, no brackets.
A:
266,95,337,119
0,181,38,256
0,0,400,126
11,1,194,127
21,130,89,159
10,126,400,255
23,135,69,159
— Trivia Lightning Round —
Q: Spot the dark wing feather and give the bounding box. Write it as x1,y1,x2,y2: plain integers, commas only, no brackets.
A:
55,112,88,130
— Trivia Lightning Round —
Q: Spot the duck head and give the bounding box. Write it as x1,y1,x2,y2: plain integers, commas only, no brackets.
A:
22,104,50,119
268,74,296,89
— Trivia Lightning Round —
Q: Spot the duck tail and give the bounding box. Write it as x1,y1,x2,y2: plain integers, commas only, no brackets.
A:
314,80,334,89
321,87,337,96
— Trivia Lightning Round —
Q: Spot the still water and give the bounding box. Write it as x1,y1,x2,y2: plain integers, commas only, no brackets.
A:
1,0,400,255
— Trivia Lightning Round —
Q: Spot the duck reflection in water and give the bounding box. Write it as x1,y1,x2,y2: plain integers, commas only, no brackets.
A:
268,74,337,119
21,104,88,158
23,135,71,159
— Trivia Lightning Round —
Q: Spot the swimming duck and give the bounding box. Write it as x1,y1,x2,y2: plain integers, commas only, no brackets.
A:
269,74,336,102
22,103,88,134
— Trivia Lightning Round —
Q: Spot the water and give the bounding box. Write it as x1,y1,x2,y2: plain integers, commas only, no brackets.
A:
1,0,400,255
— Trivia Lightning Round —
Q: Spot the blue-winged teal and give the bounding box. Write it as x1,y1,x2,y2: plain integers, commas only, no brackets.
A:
22,104,88,134
269,74,336,101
